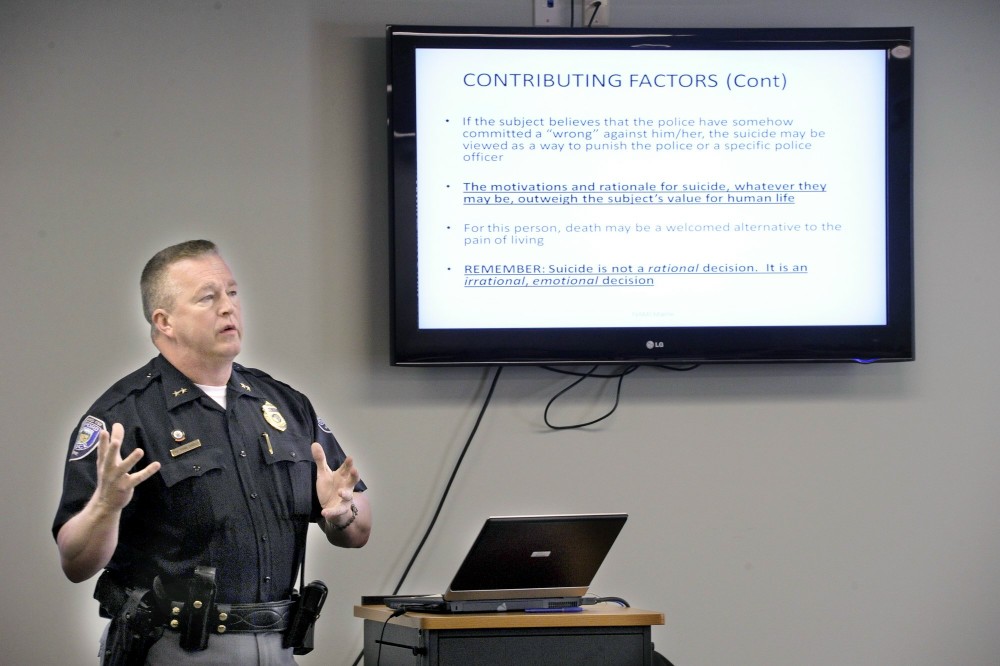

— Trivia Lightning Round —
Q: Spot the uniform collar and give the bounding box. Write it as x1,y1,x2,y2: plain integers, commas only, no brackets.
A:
150,355,198,410
228,364,258,402
152,355,257,410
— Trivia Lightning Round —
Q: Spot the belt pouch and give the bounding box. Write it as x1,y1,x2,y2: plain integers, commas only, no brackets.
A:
284,580,328,654
179,566,217,651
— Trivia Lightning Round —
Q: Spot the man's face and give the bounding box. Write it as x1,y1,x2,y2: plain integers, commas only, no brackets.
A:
158,253,243,364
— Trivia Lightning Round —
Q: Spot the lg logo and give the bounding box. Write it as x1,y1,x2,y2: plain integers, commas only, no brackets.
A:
646,340,664,349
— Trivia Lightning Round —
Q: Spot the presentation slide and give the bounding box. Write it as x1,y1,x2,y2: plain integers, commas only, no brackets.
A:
413,47,887,329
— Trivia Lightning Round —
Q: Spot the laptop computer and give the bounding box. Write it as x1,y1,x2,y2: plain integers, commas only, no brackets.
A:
381,513,628,613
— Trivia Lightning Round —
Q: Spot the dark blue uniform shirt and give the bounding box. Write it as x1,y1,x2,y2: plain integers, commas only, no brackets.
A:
52,355,366,604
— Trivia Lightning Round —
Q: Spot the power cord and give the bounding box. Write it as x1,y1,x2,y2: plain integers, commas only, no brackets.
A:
375,608,407,664
540,362,702,430
581,593,630,607
541,364,638,430
653,363,701,372
585,1,603,28
351,365,504,666
390,365,503,594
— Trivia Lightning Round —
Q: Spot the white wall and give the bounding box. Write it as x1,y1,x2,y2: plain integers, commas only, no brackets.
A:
2,1,999,664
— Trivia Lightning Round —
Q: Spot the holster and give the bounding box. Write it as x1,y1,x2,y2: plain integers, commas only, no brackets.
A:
283,580,328,655
178,565,218,651
94,571,162,666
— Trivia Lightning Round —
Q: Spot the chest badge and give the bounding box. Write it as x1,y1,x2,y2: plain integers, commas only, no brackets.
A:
262,401,287,432
171,429,186,442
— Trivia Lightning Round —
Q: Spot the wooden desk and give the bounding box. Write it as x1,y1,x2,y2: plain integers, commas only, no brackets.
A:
354,604,665,665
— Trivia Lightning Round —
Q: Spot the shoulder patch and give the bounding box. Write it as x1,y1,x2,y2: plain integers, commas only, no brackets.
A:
317,417,332,434
70,415,105,461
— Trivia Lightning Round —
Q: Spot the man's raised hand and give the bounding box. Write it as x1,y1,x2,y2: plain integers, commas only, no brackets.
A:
94,423,161,512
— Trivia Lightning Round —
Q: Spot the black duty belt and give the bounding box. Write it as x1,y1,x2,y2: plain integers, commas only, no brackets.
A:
154,567,295,643
163,598,295,635
95,567,322,657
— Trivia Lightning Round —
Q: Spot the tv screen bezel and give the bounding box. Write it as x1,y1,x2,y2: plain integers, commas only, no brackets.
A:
387,25,914,367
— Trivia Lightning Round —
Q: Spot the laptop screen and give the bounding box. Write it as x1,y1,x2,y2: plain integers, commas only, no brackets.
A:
445,513,628,601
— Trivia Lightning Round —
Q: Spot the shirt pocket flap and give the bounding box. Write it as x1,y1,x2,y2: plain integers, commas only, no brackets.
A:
259,433,314,516
159,447,226,488
261,433,313,466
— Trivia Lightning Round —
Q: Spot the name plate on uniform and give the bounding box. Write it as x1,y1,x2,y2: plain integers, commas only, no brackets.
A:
170,439,203,457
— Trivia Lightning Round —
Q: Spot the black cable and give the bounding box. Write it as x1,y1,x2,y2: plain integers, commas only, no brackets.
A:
375,608,406,665
542,364,637,430
540,362,703,429
541,364,638,379
653,363,701,372
352,365,504,666
591,595,630,607
392,365,503,593
586,1,602,28
543,364,700,376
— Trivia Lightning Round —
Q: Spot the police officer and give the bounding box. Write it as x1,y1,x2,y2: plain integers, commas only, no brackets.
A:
53,240,371,664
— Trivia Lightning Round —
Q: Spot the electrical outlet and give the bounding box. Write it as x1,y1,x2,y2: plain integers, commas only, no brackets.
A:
582,0,611,27
534,0,570,26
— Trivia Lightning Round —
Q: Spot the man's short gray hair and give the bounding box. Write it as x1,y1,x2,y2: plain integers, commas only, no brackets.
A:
140,239,219,324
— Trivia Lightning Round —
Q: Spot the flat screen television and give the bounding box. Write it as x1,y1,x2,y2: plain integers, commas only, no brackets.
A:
386,25,914,366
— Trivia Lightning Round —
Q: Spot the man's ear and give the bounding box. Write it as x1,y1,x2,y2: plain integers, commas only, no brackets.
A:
151,309,172,339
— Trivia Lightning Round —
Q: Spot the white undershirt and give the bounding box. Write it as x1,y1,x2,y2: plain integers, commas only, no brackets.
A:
195,383,227,409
